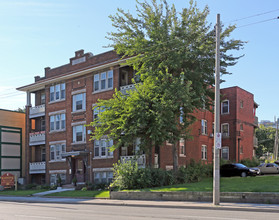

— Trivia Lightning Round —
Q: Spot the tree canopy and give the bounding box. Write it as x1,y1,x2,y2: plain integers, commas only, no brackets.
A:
90,0,245,169
255,125,276,158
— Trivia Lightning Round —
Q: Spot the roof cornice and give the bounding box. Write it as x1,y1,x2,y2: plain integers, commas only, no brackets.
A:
17,58,129,92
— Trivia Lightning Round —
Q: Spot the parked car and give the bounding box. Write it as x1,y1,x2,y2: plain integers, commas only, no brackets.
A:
257,163,279,175
220,163,260,177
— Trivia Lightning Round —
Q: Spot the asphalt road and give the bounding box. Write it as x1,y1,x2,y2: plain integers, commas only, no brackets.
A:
0,200,278,220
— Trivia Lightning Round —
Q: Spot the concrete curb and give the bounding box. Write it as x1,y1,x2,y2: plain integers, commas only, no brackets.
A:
110,191,279,204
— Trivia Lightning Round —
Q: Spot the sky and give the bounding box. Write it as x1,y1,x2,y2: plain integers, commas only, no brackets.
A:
0,0,278,122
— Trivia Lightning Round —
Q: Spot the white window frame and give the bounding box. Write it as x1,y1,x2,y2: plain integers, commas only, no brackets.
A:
50,143,66,162
221,123,229,138
94,139,113,158
50,173,66,186
221,100,229,114
201,145,207,160
201,119,208,135
50,83,66,102
93,106,105,122
94,171,113,184
50,113,66,132
72,93,86,112
73,125,86,143
179,139,186,156
222,146,229,160
93,70,113,92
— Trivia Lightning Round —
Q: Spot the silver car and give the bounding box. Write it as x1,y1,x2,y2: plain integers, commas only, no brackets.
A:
258,163,279,175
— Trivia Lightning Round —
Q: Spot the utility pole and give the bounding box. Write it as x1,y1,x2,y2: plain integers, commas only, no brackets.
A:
274,116,278,161
213,13,221,206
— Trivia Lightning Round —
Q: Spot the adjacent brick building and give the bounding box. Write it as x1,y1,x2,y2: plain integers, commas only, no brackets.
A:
17,50,258,185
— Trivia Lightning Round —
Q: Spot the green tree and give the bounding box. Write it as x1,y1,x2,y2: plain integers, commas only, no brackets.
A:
91,0,245,170
89,73,195,169
106,0,244,169
255,125,276,158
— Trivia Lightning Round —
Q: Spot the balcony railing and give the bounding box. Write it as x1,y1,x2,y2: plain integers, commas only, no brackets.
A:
254,116,259,127
253,136,258,148
29,131,45,146
29,104,45,118
29,161,46,174
120,155,146,168
120,84,136,95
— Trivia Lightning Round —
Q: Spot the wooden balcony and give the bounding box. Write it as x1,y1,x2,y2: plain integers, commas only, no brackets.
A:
120,155,146,168
29,131,45,146
29,161,46,174
120,84,136,95
29,104,45,118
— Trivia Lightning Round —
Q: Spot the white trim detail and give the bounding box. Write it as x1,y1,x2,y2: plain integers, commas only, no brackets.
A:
92,167,113,172
49,169,67,174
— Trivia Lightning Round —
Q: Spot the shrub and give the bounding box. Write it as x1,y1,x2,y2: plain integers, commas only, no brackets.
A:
110,159,214,190
240,157,260,167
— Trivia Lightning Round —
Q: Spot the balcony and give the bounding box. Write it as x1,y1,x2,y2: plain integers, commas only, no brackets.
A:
253,116,259,127
120,84,136,95
29,131,45,146
29,104,45,118
253,136,258,148
120,155,146,168
29,161,46,174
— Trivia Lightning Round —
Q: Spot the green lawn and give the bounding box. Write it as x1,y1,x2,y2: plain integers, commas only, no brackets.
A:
1,176,278,197
0,189,47,196
137,176,279,192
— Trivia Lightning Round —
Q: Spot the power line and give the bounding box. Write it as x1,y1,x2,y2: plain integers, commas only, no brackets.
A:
227,8,279,23
236,17,279,28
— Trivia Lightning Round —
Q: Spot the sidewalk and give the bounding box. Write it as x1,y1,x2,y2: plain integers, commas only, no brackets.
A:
0,195,279,213
32,187,75,197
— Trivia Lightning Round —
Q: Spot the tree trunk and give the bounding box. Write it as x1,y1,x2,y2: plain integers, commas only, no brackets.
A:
172,141,178,172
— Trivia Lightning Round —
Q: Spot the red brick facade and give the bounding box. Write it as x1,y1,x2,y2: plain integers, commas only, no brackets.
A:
17,50,258,185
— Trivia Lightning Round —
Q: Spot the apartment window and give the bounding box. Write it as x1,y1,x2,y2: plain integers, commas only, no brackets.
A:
94,171,113,184
73,93,86,112
50,83,66,102
201,145,207,160
93,106,105,122
240,123,243,131
94,139,113,158
73,125,86,143
121,147,128,156
41,93,46,105
41,119,46,131
221,123,229,138
179,139,186,156
93,70,113,92
221,100,229,114
222,146,229,160
50,113,66,132
50,174,66,186
50,143,66,161
240,100,244,108
41,147,46,162
201,119,207,135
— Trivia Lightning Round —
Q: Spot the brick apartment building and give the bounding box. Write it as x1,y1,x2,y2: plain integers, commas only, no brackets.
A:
17,50,258,185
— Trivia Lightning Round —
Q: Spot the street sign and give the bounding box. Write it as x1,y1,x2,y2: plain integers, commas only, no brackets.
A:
1,173,15,188
215,133,222,149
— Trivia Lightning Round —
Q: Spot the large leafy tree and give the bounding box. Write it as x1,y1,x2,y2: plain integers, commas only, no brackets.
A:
255,125,276,158
89,73,196,168
91,0,245,170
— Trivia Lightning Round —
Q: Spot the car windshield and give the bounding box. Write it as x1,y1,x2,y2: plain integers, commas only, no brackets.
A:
258,163,265,167
235,163,247,168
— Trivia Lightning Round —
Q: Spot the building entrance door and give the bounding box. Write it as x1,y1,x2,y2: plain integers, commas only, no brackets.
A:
75,158,85,183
